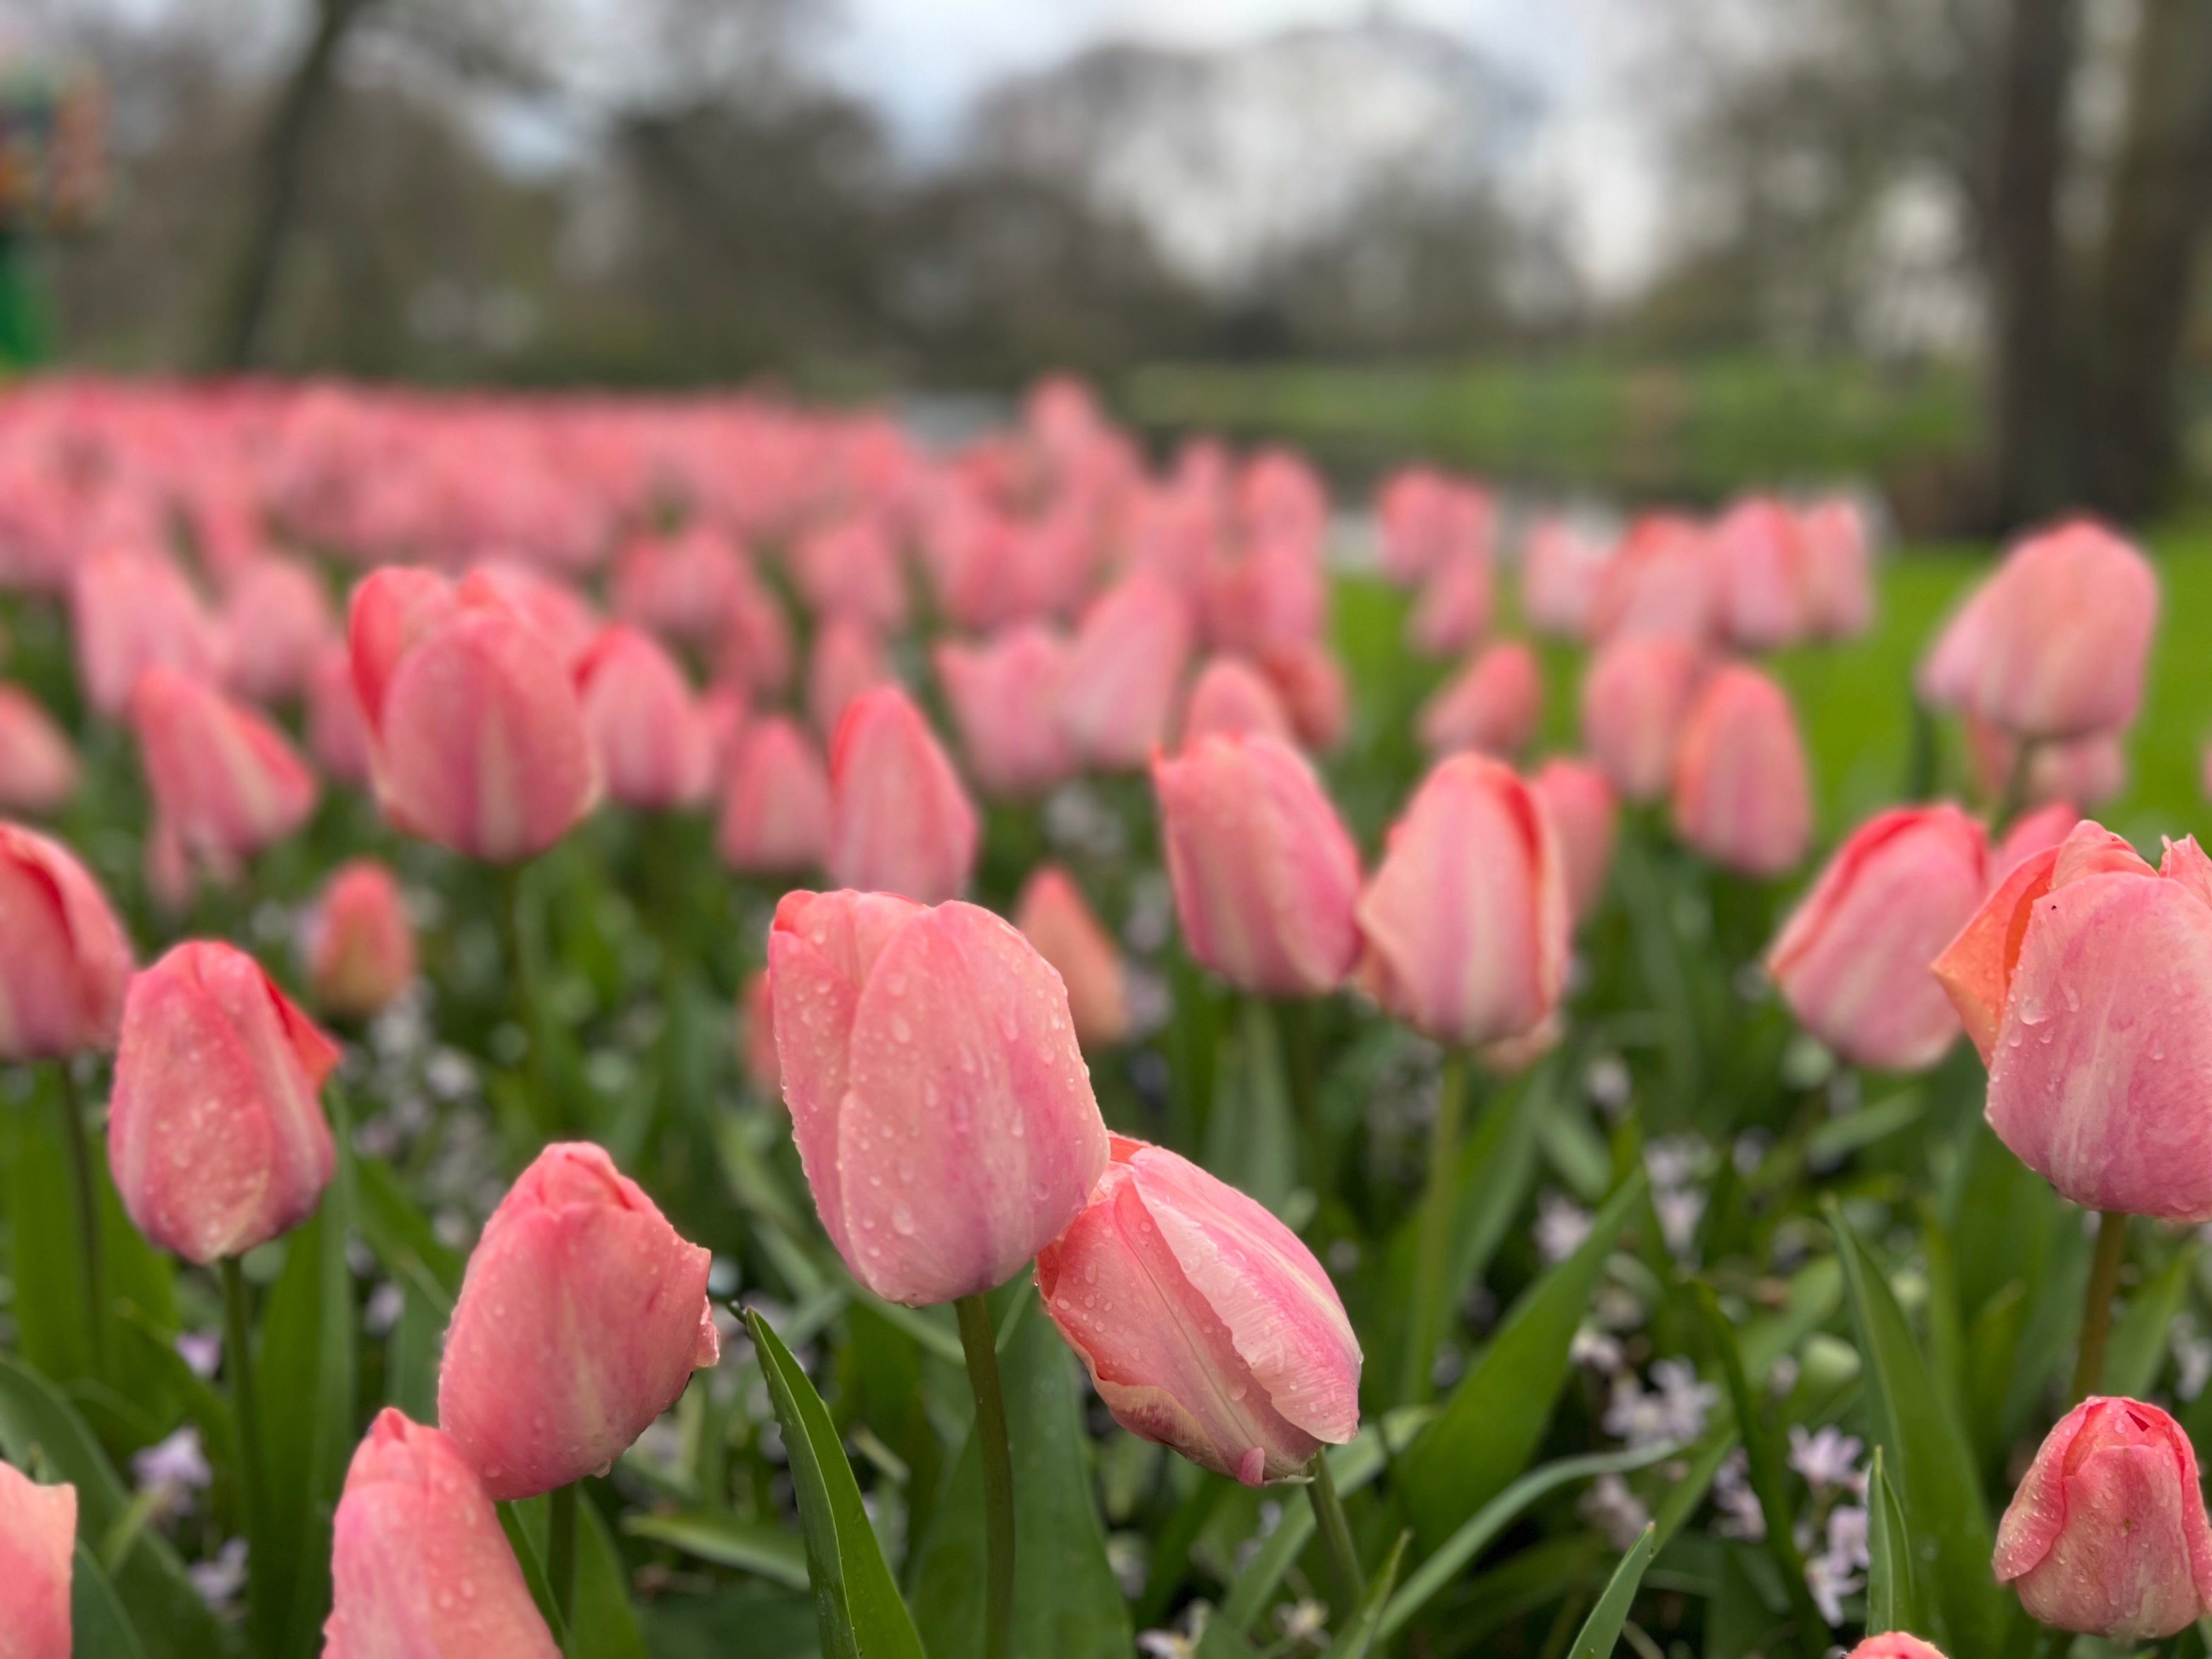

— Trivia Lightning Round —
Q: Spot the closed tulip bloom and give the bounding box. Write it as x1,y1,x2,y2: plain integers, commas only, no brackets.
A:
71,543,225,718
1153,734,1362,997
1767,804,1987,1070
307,859,416,1020
1406,547,1492,658
1531,758,1617,923
462,562,601,672
714,564,796,698
1970,520,2158,740
1712,496,1810,652
576,625,711,809
717,716,831,874
307,643,371,785
324,1409,558,1659
1994,1397,2212,1639
108,941,339,1264
1799,498,1874,639
805,614,890,740
1419,640,1542,759
1581,634,1703,803
795,514,908,633
0,684,78,813
613,525,747,648
1375,466,1487,585
1521,517,1612,640
1059,572,1194,770
768,889,1109,1304
1672,664,1812,877
740,968,780,1099
220,557,334,704
438,1143,719,1500
1015,865,1129,1047
1356,754,1570,1051
935,625,1077,798
131,666,319,868
1036,1135,1359,1486
348,567,600,862
828,686,978,904
1256,640,1349,753
0,1459,74,1659
1933,823,2212,1219
1845,1639,1947,1659
1182,656,1294,748
1589,514,1715,644
0,823,134,1061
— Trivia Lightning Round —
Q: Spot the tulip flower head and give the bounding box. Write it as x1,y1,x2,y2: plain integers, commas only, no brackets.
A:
1844,1639,1947,1659
0,685,78,814
0,1458,74,1659
1966,520,2158,741
1672,663,1812,877
1014,865,1130,1048
1419,639,1542,759
306,859,417,1020
717,715,832,875
131,665,319,876
1182,656,1295,748
827,685,978,904
935,624,1077,799
1581,634,1702,804
1531,757,1618,924
1059,572,1194,771
0,822,134,1062
575,624,712,810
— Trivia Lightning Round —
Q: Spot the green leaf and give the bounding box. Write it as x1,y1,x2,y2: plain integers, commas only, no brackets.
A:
1403,1173,1648,1544
1321,1531,1410,1659
9,1086,95,1383
1205,997,1299,1214
0,1352,233,1659
2105,1239,2200,1400
1864,1446,1920,1637
352,1153,463,1306
1829,1198,2013,1657
910,1289,1130,1659
1566,1523,1656,1659
73,1539,153,1659
624,1510,811,1590
571,1489,650,1659
746,1307,926,1659
498,1496,568,1646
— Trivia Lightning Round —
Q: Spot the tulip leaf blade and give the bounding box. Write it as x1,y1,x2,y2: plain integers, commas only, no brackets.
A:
1828,1198,2015,1658
72,1539,153,1659
1864,1445,1921,1637
623,1509,813,1590
745,1307,926,1659
571,1488,651,1659
1319,1530,1409,1659
2104,1235,2198,1400
1566,1522,1656,1659
909,1288,1131,1659
1403,1172,1649,1545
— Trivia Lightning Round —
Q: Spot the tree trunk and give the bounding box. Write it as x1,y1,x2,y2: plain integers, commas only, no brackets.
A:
2083,0,2212,523
1984,0,2080,531
202,0,374,371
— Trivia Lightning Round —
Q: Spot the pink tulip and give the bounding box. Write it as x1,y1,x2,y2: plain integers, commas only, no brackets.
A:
131,666,318,873
1712,496,1810,652
438,1143,718,1500
1672,664,1812,877
1845,1639,1946,1659
1199,535,1325,658
324,1408,559,1658
795,514,909,633
717,715,831,875
0,1458,74,1659
1376,466,1488,586
1580,635,1703,803
307,859,416,1019
740,968,780,1099
1965,713,2128,812
1059,572,1194,770
1419,640,1542,759
1014,865,1129,1048
1182,656,1295,748
462,561,601,670
1256,641,1350,753
348,567,600,862
1531,758,1617,923
935,625,1077,799
1036,1135,1360,1486
306,643,371,785
0,684,78,813
713,564,796,697
1994,1397,2212,1639
108,940,339,1264
1153,734,1362,997
1356,754,1570,1052
0,823,133,1062
71,543,225,718
612,524,747,648
1799,498,1874,639
1917,577,1996,713
575,625,711,810
768,889,1109,1304
1521,517,1611,640
219,556,334,704
1767,804,1987,1070
1589,514,1715,644
1406,548,1493,658
1934,823,2212,1219
805,615,890,740
827,687,978,904
1967,520,2158,740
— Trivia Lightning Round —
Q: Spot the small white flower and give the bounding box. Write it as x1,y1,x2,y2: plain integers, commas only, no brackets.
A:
174,1330,221,1379
1712,1451,1765,1541
1644,1136,1705,1191
1804,1551,1862,1625
1649,1358,1719,1442
1655,1188,1706,1260
189,1538,249,1610
132,1426,212,1518
1274,1598,1330,1646
1535,1193,1593,1264
1788,1425,1866,1497
1570,1327,1625,1375
1825,1504,1870,1570
1580,1473,1651,1549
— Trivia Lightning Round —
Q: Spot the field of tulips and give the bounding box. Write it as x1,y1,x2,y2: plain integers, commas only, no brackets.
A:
0,373,2204,1659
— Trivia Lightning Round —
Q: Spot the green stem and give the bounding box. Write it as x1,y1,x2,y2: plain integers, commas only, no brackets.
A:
1994,738,2040,835
955,1294,1015,1659
52,1060,106,1378
1903,695,1939,802
1305,1450,1363,1617
2070,1210,2129,1404
220,1257,268,1651
548,1481,578,1634
1403,1051,1467,1406
495,860,554,1135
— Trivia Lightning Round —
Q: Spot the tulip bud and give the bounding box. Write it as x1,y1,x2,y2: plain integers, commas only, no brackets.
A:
1589,515,1715,644
0,822,134,1061
348,568,600,862
740,968,780,1099
1182,656,1295,749
935,625,1077,799
1522,517,1612,640
1581,635,1702,803
219,557,334,705
1800,498,1874,640
1357,754,1570,1052
0,684,78,814
1036,1135,1359,1485
131,666,319,872
717,715,831,875
1419,640,1542,759
1672,664,1812,877
795,514,909,634
462,562,601,671
828,687,978,904
108,941,339,1263
307,860,416,1020
306,643,371,786
1153,733,1362,997
1711,496,1810,652
768,889,1109,1305
71,544,225,718
805,614,890,740
0,1458,74,1658
1970,520,2158,740
575,625,711,809
1994,1396,2212,1639
1767,804,1987,1070
1531,757,1617,923
1406,548,1492,658
1199,535,1325,659
612,524,747,648
1376,467,1487,585
1015,865,1129,1048
324,1408,558,1657
1059,572,1194,771
1255,640,1348,753
438,1143,719,1500
1934,823,2212,1218
1845,1638,1947,1659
